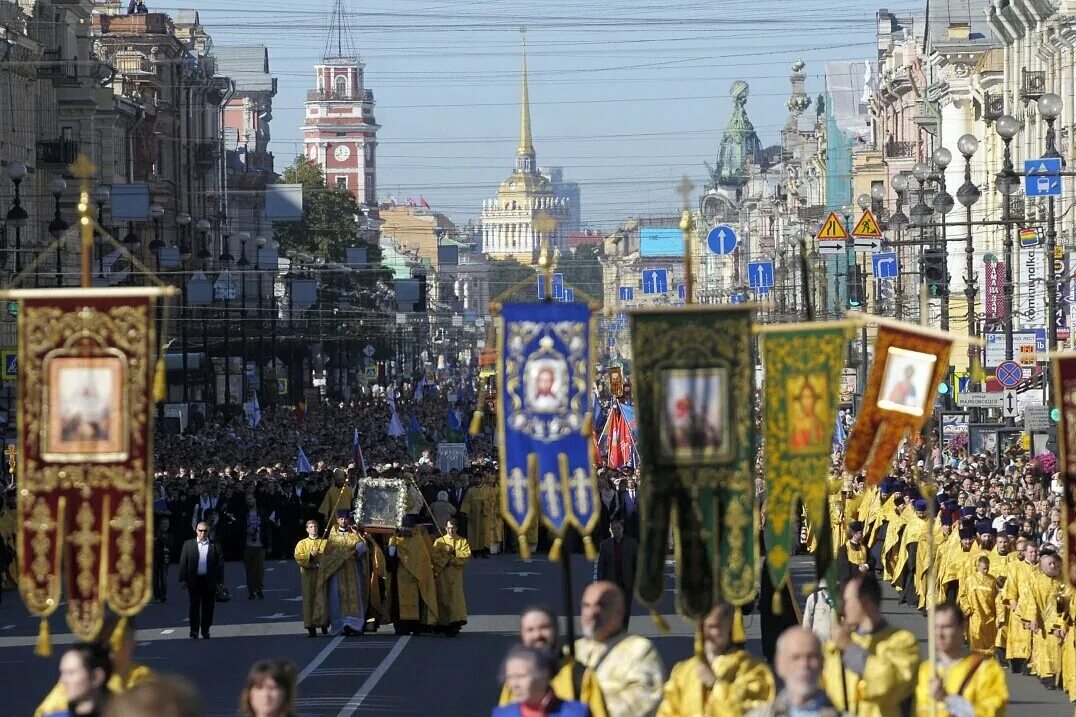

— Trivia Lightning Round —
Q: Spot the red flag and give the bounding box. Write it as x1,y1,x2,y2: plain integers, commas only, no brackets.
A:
591,432,603,468
419,195,430,209
606,405,634,469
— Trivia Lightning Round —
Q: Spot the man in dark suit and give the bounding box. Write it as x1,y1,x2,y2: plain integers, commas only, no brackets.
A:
616,476,640,540
594,518,638,628
178,521,222,639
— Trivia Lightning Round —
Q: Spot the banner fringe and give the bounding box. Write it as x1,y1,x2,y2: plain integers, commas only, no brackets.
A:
35,618,51,658
548,537,562,562
582,535,598,561
517,534,531,560
731,607,746,645
468,410,484,436
650,609,670,634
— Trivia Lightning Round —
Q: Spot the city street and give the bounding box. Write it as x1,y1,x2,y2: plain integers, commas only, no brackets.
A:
0,554,1068,715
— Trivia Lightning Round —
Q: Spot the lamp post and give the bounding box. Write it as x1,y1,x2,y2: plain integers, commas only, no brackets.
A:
994,114,1020,364
148,203,165,278
890,173,910,320
254,236,267,399
236,232,250,404
6,162,28,276
1038,94,1064,366
220,234,234,406
178,221,192,405
931,148,955,332
91,184,110,280
196,219,211,405
48,177,68,287
956,134,982,400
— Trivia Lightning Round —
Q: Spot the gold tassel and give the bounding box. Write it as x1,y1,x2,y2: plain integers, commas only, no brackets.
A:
581,414,593,437
582,535,598,561
468,410,484,436
110,616,128,653
731,607,746,645
650,609,670,634
152,358,166,402
517,533,531,560
35,618,51,658
772,590,783,615
548,537,562,562
693,620,704,658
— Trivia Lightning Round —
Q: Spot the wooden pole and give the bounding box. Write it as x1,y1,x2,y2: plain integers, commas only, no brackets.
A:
69,155,97,289
677,176,695,304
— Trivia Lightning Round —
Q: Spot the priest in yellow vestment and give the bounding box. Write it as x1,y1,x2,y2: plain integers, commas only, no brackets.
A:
312,509,367,636
294,518,328,637
388,517,439,634
957,555,998,654
318,470,354,525
432,517,471,635
1003,541,1040,674
914,602,1008,716
658,602,775,717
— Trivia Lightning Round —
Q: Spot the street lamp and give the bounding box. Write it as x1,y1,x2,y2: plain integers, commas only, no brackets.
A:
954,134,983,412
1038,94,1064,363
6,161,28,275
254,235,267,398
48,177,68,287
995,115,1020,364
91,184,110,279
236,233,250,403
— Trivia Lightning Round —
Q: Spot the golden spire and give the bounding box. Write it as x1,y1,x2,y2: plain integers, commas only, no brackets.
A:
517,27,535,159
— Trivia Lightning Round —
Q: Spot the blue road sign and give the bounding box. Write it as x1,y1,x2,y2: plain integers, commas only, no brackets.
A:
618,286,634,303
747,260,775,289
1025,158,1063,197
872,251,899,279
729,293,745,304
678,284,686,301
706,224,738,255
564,288,575,302
552,273,564,300
607,336,616,347
996,360,1023,388
536,275,545,299
642,268,669,294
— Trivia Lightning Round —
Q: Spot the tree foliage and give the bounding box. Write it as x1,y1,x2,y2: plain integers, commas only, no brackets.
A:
560,243,604,306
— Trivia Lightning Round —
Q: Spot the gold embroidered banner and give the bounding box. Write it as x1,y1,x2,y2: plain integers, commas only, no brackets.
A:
9,288,173,647
843,318,953,485
1051,351,1076,589
760,323,847,595
631,306,756,618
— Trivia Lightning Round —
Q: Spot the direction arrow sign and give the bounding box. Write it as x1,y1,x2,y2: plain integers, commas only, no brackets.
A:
816,211,849,240
851,209,883,238
818,240,844,256
618,286,634,303
853,236,883,253
956,392,1004,408
1025,158,1063,197
1002,389,1019,418
872,251,898,279
706,224,738,255
642,268,669,294
747,261,774,289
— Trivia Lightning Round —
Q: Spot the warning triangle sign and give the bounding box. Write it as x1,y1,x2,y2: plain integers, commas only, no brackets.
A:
851,209,883,238
816,212,849,240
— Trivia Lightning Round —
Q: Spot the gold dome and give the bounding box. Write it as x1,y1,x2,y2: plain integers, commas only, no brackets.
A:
498,170,552,197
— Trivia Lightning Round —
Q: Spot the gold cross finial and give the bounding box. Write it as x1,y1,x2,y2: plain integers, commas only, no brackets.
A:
676,176,695,210
69,154,96,181
533,210,556,236
534,210,558,300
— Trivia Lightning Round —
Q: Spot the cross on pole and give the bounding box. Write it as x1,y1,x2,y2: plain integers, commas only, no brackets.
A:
506,467,529,515
676,176,696,304
534,210,558,302
69,154,98,288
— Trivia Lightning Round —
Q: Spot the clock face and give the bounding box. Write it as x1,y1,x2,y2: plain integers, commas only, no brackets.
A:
333,145,351,161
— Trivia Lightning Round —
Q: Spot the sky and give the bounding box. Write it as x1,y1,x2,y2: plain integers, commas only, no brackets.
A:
157,0,923,230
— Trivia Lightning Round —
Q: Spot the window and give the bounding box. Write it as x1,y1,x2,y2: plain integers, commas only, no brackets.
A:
334,75,346,95
335,176,348,189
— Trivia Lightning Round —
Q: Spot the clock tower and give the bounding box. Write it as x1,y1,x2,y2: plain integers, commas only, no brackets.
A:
301,0,379,209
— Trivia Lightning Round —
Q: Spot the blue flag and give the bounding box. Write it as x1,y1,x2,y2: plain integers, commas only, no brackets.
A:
297,447,313,474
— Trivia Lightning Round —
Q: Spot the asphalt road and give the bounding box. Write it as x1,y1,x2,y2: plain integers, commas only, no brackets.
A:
0,553,1069,715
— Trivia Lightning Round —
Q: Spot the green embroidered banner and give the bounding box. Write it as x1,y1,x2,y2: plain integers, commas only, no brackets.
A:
760,324,848,598
631,306,756,618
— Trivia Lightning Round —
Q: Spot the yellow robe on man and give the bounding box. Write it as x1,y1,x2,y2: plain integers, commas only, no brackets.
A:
893,513,926,593
312,529,362,627
915,523,946,610
498,656,609,717
992,551,1017,653
462,486,488,551
36,663,154,717
1024,570,1061,681
389,528,439,624
364,535,390,625
484,482,504,549
432,533,471,624
318,485,354,523
657,649,775,717
913,654,1008,717
881,510,908,585
958,571,999,654
294,535,327,628
822,626,920,717
577,633,665,717
1002,560,1034,662
1059,584,1076,701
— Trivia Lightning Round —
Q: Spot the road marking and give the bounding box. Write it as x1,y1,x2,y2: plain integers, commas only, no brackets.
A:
160,629,175,635
297,636,344,684
335,635,410,717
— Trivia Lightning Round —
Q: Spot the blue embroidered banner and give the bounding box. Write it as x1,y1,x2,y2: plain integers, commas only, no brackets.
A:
497,302,597,560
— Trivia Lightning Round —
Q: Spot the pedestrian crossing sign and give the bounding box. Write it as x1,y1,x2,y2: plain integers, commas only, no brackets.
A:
816,212,849,240
851,209,883,238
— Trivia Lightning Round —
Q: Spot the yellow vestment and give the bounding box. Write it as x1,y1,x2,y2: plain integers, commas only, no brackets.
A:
958,571,999,653
432,533,471,624
36,662,154,717
312,529,362,627
913,654,1008,717
823,625,920,717
657,649,775,717
294,535,327,628
389,528,439,624
577,633,665,717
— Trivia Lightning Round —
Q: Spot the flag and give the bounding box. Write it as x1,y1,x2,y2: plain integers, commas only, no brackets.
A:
247,390,261,429
387,403,405,438
297,447,313,474
759,323,848,599
353,428,367,477
833,412,847,447
446,408,465,443
414,377,426,402
420,195,430,209
406,414,427,460
592,387,603,432
843,316,954,485
630,305,757,618
602,404,636,469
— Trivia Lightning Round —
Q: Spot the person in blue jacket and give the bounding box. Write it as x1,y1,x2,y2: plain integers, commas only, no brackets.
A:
492,644,590,717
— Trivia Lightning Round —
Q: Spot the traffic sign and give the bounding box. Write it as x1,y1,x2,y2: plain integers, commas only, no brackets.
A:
818,240,844,256
816,212,849,240
618,286,634,303
1,350,15,382
854,236,883,252
729,293,745,304
1002,389,1019,418
678,284,686,301
564,288,575,302
851,209,883,238
872,251,899,279
552,273,564,300
956,392,1004,408
706,224,738,255
642,269,669,294
747,261,775,289
1024,405,1052,432
995,360,1023,388
1025,158,1062,197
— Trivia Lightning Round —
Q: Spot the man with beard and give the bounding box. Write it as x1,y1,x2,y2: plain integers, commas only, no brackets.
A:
658,602,774,716
746,628,838,717
990,522,1018,665
496,606,607,716
1026,550,1063,689
575,581,664,717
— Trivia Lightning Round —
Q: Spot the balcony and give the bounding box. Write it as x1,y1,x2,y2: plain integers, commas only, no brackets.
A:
37,49,77,81
983,92,1004,122
306,88,371,102
37,138,80,166
1021,69,1046,102
884,140,916,159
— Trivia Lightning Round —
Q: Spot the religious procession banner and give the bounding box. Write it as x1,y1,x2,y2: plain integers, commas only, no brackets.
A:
631,306,756,619
8,287,174,651
496,302,597,560
1050,351,1076,588
759,323,848,601
843,316,953,485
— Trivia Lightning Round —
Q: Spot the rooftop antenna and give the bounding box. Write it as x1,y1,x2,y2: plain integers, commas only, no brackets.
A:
323,0,357,60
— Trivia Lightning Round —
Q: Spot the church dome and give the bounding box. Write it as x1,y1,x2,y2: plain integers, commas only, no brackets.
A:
498,170,552,197
713,80,763,188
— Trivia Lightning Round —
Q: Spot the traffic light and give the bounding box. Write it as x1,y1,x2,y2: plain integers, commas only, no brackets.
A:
922,247,948,297
847,263,865,307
